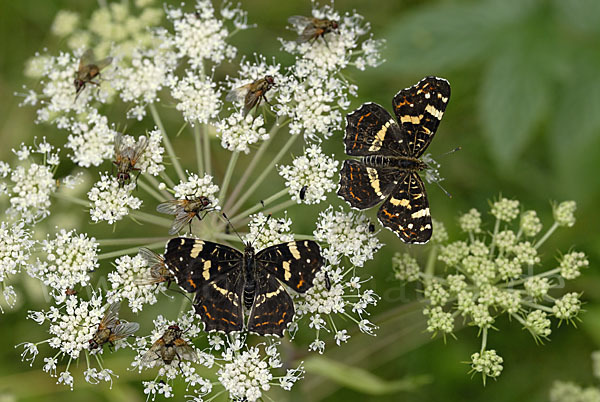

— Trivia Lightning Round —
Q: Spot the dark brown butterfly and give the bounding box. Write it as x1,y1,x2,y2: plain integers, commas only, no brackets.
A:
135,247,175,287
140,324,197,367
226,75,276,117
113,133,148,187
74,49,112,99
156,196,213,235
288,15,339,44
89,302,139,351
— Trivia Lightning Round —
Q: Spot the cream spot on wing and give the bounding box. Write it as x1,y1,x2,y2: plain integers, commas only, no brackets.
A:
389,197,411,208
190,241,204,258
288,243,301,259
202,260,211,281
368,119,394,152
411,208,430,218
283,261,291,281
425,104,443,120
366,167,383,197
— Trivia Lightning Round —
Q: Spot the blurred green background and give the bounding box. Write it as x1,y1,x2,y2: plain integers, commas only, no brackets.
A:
1,0,599,401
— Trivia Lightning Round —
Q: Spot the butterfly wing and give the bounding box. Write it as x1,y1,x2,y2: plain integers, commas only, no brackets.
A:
193,268,244,333
256,240,324,293
392,76,450,158
247,271,294,337
337,159,398,209
164,238,243,292
377,172,432,244
344,102,408,157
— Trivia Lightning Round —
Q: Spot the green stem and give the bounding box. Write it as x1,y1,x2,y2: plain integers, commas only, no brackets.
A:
489,218,500,257
159,171,176,189
194,124,204,175
534,222,559,249
97,241,165,260
228,188,289,223
423,245,438,286
218,151,239,206
203,123,211,175
480,328,488,352
502,267,561,288
149,104,186,182
144,174,173,200
230,199,295,225
137,178,165,203
52,192,90,208
520,300,554,313
223,117,284,212
97,237,169,246
129,210,173,228
229,133,299,216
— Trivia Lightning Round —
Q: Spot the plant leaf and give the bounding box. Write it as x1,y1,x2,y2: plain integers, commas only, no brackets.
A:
304,355,431,395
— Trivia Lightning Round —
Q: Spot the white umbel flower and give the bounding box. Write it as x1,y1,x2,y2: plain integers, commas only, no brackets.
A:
215,111,268,153
278,145,338,204
88,174,142,224
169,71,221,124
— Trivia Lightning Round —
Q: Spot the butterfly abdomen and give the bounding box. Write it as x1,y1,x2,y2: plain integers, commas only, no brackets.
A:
361,155,426,171
243,247,257,310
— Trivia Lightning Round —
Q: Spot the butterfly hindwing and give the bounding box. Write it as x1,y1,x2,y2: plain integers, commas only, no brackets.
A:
247,271,294,337
193,269,244,333
337,159,397,209
344,102,407,156
256,240,324,293
377,172,432,244
164,238,242,292
392,76,450,158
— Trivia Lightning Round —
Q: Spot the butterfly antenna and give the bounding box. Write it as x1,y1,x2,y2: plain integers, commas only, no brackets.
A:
221,213,245,244
251,213,272,247
438,146,462,158
435,180,452,199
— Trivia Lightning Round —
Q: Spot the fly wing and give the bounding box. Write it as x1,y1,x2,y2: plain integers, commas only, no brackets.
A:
110,321,140,341
113,132,125,160
226,84,251,103
100,301,121,328
156,200,184,215
288,15,313,29
173,339,198,362
131,136,149,163
95,56,113,71
79,49,95,69
168,210,195,235
140,338,166,367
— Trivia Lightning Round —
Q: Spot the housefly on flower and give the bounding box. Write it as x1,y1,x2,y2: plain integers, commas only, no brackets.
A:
89,302,139,351
140,324,197,367
113,132,148,187
288,15,339,44
156,196,213,235
74,49,112,100
226,75,276,117
135,247,175,287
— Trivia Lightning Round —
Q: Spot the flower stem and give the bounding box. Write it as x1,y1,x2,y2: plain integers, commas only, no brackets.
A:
218,151,239,206
138,178,165,202
144,174,173,200
194,124,203,175
149,104,185,182
489,218,500,257
534,221,559,249
223,117,285,211
51,192,90,207
203,123,211,175
228,133,299,216
228,188,288,223
480,328,488,352
423,245,438,286
97,237,169,246
129,211,172,228
97,240,165,260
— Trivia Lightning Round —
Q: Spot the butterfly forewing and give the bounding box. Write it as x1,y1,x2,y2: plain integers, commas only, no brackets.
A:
377,172,432,244
256,240,323,293
392,76,450,158
337,159,398,209
164,238,243,292
247,271,294,336
344,103,407,156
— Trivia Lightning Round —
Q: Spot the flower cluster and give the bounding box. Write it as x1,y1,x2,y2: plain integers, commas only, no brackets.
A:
550,351,600,402
393,197,586,382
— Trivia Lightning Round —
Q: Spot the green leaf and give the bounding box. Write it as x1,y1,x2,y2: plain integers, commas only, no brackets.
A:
304,355,431,395
383,0,537,73
478,43,550,165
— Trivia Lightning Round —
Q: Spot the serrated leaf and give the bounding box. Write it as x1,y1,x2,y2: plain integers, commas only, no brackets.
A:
478,44,550,165
383,0,538,72
304,355,431,395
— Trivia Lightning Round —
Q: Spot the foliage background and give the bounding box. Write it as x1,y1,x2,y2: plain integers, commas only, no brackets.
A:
0,0,599,401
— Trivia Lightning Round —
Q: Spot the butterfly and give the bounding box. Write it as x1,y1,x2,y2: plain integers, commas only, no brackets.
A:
164,237,324,336
337,76,451,244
